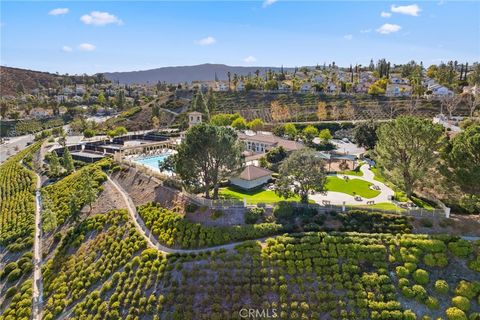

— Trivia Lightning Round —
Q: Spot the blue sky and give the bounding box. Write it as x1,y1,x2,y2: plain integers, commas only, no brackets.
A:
1,1,479,75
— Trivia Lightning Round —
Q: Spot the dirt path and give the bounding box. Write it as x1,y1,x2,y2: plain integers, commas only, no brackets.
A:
32,171,43,320
107,176,271,254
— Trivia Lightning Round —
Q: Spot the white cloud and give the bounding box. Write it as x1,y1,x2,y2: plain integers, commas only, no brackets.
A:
343,34,353,40
49,8,69,16
80,11,123,26
380,11,391,18
244,56,257,64
391,4,421,16
263,0,278,8
62,46,73,52
78,43,96,51
360,28,372,33
376,23,402,34
194,36,216,46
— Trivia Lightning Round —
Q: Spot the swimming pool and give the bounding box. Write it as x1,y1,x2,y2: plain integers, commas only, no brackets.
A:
131,151,174,171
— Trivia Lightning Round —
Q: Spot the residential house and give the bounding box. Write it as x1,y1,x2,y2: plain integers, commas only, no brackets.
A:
277,83,291,93
229,165,273,190
216,82,229,92
75,86,86,95
314,75,324,84
390,77,409,85
236,81,245,92
386,84,412,97
326,82,337,93
427,84,454,98
300,82,313,93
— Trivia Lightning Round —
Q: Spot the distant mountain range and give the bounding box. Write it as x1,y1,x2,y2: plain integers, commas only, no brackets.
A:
103,63,297,84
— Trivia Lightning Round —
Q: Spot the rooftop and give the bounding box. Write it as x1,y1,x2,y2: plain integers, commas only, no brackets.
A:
236,165,273,181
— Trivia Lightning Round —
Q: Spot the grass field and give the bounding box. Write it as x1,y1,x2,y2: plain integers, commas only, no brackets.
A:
219,186,301,204
325,176,381,199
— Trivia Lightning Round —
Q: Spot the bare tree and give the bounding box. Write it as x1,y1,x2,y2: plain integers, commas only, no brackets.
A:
406,98,419,116
386,103,397,119
463,93,480,117
441,95,461,119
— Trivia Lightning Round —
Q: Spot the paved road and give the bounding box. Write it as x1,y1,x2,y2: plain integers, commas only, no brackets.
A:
0,134,35,163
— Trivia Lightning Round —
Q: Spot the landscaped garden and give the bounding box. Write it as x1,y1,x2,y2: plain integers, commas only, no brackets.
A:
325,176,381,198
218,176,381,205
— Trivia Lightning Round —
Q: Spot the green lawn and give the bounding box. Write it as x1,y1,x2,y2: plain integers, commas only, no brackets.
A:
219,187,301,204
338,169,363,177
325,176,381,199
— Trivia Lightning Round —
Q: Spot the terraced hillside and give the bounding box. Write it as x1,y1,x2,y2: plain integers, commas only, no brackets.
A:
212,92,467,122
39,216,480,320
0,142,41,320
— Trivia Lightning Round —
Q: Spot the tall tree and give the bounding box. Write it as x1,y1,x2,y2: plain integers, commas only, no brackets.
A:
206,88,216,114
63,148,75,173
441,124,480,212
275,149,327,203
354,120,379,150
171,123,243,199
48,151,61,177
375,116,444,198
81,170,98,212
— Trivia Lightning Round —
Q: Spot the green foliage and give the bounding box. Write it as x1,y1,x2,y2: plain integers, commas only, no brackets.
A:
41,159,110,230
275,149,327,203
244,207,265,224
210,113,241,127
435,280,450,294
452,296,471,312
42,210,147,318
231,116,247,130
247,118,264,131
0,142,41,249
302,125,318,142
449,240,473,258
171,123,243,199
412,269,429,285
426,296,439,310
455,280,480,300
446,307,468,320
138,203,281,248
354,120,379,150
375,116,444,197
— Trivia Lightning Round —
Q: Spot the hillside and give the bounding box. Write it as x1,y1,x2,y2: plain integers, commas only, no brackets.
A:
0,66,60,96
102,63,296,84
0,66,109,96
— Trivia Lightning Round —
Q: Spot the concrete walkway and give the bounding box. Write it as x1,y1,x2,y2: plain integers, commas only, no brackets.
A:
310,164,395,206
107,176,268,254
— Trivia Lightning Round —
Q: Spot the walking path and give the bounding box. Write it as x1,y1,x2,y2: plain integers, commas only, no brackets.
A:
107,176,265,254
32,171,43,320
310,164,395,206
